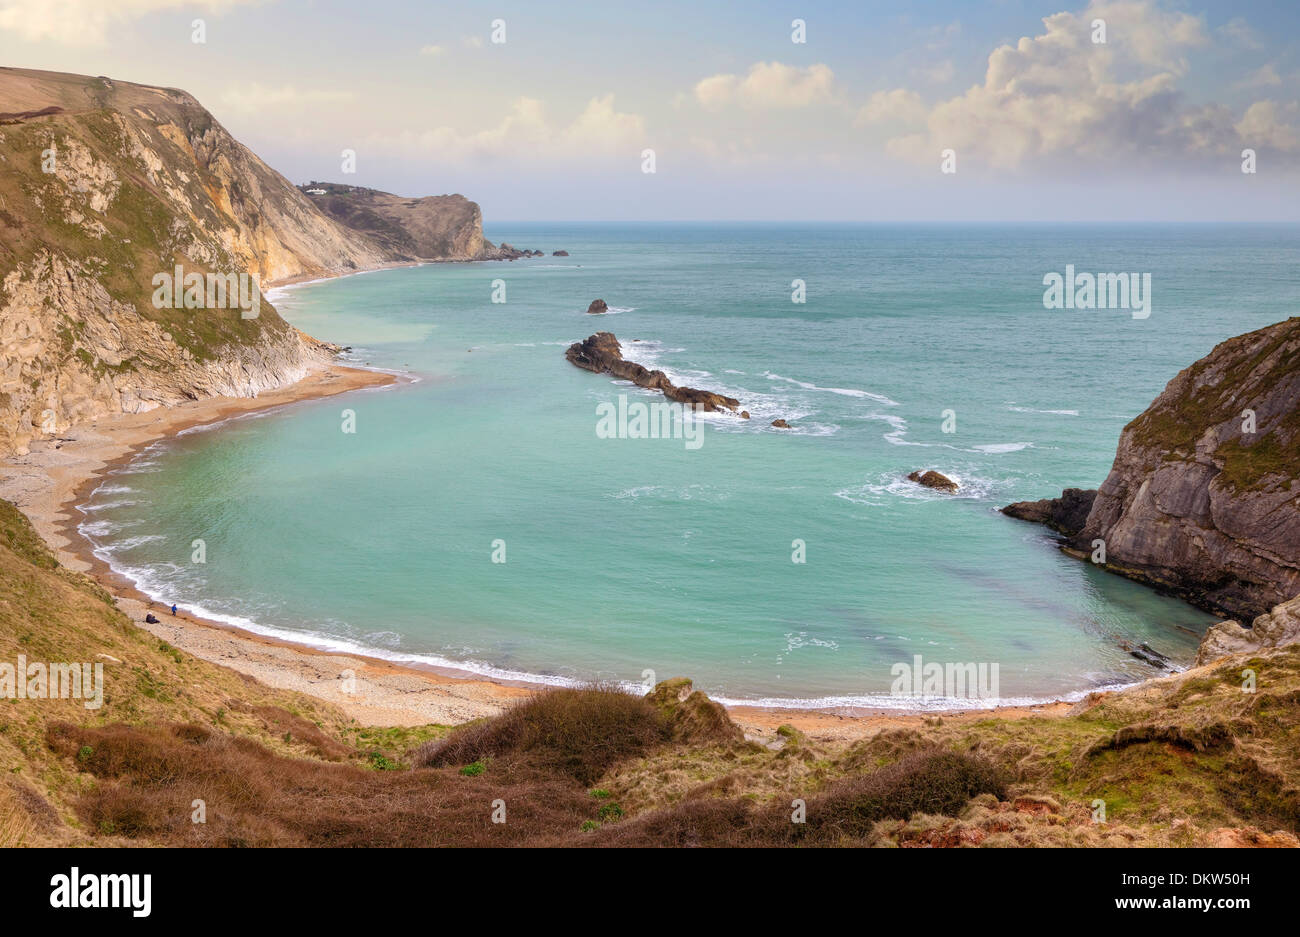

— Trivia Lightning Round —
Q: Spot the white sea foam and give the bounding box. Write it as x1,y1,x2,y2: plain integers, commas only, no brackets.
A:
79,499,140,512
764,372,899,406
971,442,1032,454
1007,405,1079,416
835,470,1006,505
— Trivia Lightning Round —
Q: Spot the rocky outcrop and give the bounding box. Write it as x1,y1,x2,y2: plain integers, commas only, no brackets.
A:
1002,488,1097,536
586,299,608,315
771,419,791,429
565,332,742,414
300,182,493,261
1004,317,1300,622
908,470,959,493
1195,595,1300,666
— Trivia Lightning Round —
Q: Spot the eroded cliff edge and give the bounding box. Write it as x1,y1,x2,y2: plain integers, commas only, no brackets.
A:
0,68,493,457
1004,316,1300,641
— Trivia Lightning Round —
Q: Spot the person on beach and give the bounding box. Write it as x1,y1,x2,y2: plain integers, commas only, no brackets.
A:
171,603,177,616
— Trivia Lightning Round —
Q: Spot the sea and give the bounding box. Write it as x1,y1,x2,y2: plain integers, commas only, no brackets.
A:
76,223,1300,708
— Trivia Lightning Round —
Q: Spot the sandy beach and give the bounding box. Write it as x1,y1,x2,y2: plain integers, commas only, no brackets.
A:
0,360,1076,740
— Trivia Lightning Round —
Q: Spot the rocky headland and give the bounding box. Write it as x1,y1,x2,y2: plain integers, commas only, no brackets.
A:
1004,317,1300,661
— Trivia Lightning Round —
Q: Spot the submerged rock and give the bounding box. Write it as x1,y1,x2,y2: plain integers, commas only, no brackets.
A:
552,250,569,256
908,470,959,492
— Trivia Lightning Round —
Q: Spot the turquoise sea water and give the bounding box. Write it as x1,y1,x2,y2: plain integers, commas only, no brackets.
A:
78,224,1299,707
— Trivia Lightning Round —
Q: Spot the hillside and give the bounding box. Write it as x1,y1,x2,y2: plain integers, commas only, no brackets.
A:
1006,317,1300,623
0,68,505,459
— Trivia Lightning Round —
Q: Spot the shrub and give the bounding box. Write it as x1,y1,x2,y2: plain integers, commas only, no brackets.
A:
412,685,668,785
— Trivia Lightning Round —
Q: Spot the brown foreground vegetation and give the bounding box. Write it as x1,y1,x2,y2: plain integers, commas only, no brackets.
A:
3,496,1299,847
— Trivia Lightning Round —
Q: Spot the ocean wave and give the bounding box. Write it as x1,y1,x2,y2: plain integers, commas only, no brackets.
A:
971,442,1032,454
835,470,1007,505
78,518,144,537
764,372,899,406
708,680,1135,711
1007,405,1079,416
93,484,134,495
92,534,166,553
79,499,141,512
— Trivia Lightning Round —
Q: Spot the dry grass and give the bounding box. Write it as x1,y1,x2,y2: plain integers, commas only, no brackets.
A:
412,684,669,785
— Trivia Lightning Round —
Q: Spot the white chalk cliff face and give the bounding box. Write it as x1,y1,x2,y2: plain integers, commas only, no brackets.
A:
0,67,490,456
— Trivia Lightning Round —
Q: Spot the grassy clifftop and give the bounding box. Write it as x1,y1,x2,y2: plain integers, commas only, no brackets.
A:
3,494,1296,847
0,67,400,455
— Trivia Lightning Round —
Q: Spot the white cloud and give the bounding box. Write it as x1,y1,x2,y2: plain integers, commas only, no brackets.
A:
857,89,927,127
373,94,646,165
1218,16,1264,50
693,62,835,110
878,0,1297,168
1238,64,1282,89
461,36,483,49
0,0,261,45
1236,101,1300,152
419,44,443,57
220,84,357,115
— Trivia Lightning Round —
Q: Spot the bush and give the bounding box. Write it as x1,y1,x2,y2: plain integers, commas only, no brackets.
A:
412,685,669,785
807,748,1007,838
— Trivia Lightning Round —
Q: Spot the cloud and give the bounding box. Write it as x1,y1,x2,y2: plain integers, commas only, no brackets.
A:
0,0,261,45
1236,101,1300,152
1218,16,1264,50
879,0,1299,168
693,62,835,110
419,44,443,57
373,95,646,165
220,84,357,115
1238,64,1282,89
461,36,483,49
857,89,927,127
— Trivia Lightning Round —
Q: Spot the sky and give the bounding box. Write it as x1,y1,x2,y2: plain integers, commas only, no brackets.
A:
2,0,1298,220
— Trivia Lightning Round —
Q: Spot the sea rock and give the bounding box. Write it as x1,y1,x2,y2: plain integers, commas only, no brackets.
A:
1002,317,1300,621
586,299,608,314
564,332,742,414
1194,594,1300,666
908,470,959,492
740,411,750,419
771,419,790,428
1002,488,1097,537
552,250,569,256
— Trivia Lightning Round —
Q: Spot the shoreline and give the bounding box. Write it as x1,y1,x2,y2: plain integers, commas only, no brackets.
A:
0,359,1082,741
